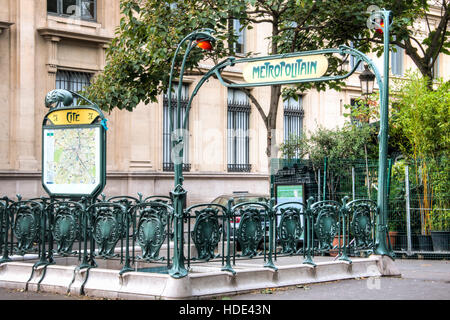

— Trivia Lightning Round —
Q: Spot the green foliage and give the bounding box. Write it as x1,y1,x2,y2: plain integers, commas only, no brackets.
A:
85,0,235,112
431,208,450,231
343,96,380,124
391,72,450,160
390,72,450,233
279,132,308,160
279,123,378,200
280,124,377,163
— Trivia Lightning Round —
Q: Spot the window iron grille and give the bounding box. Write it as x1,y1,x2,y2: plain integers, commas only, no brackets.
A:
55,70,92,106
227,89,251,173
283,96,304,143
162,84,190,172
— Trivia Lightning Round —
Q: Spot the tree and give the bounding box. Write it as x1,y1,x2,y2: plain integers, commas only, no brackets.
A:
85,0,382,159
355,0,449,86
86,0,448,163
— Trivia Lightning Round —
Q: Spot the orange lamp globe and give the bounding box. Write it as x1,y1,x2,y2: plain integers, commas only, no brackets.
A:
375,20,384,34
196,39,213,51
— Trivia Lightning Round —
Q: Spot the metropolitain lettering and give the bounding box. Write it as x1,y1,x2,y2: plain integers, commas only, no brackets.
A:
252,59,318,80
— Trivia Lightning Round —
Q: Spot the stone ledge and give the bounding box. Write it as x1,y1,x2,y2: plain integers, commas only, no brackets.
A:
0,255,398,300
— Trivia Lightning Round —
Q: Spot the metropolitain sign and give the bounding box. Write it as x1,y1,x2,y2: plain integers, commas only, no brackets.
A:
242,54,328,84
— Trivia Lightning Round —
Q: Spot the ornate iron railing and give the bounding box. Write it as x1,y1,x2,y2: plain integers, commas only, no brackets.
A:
0,193,378,280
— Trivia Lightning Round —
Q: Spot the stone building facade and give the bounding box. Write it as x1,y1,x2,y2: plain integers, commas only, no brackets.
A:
0,0,448,204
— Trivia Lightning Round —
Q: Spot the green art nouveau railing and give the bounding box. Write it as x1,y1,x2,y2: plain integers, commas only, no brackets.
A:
0,193,379,285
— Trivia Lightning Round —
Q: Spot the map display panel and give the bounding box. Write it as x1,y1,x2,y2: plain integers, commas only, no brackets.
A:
43,126,101,195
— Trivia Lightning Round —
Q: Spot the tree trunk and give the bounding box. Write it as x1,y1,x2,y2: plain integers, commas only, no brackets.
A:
266,85,282,158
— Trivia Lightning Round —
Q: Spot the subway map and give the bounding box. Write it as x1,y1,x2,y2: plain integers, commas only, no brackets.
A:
44,127,99,191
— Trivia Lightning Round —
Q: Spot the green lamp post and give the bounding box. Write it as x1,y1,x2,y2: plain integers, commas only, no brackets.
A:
371,9,393,257
167,28,216,278
164,9,393,279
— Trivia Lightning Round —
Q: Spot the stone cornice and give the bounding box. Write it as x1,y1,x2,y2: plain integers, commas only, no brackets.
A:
0,21,14,34
37,26,113,45
0,170,269,180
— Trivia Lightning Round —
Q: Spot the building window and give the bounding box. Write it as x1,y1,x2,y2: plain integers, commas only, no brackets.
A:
391,45,403,76
56,70,92,105
227,89,251,172
349,42,364,72
231,19,245,55
47,0,96,21
163,83,191,172
283,96,304,142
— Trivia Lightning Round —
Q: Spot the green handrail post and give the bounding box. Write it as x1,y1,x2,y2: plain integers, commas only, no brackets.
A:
0,197,11,264
338,196,352,263
169,185,188,278
119,204,133,275
264,198,277,271
79,198,91,270
35,201,49,268
303,197,316,267
221,198,236,275
323,157,327,201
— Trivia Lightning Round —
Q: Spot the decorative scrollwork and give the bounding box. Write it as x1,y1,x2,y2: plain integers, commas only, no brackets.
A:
0,203,7,250
136,205,169,261
107,197,139,239
52,205,80,255
236,207,264,257
277,207,303,254
93,207,121,258
312,202,340,251
349,200,376,249
13,205,40,255
191,208,221,261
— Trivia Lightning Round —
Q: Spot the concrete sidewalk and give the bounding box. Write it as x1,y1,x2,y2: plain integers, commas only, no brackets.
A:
231,259,450,300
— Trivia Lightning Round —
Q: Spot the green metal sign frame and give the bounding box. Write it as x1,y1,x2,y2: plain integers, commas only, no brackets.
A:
42,89,107,199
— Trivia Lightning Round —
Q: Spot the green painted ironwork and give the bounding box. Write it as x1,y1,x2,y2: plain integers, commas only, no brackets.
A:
49,201,83,256
169,184,188,278
7,13,392,282
90,203,125,259
276,206,304,254
311,200,341,252
134,202,172,262
348,199,377,250
11,199,43,256
0,193,383,288
0,198,10,264
166,10,394,275
235,205,265,258
190,207,221,261
45,89,74,108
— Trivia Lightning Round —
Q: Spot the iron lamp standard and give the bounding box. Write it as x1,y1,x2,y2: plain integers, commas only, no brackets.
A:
167,28,216,278
371,10,393,257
